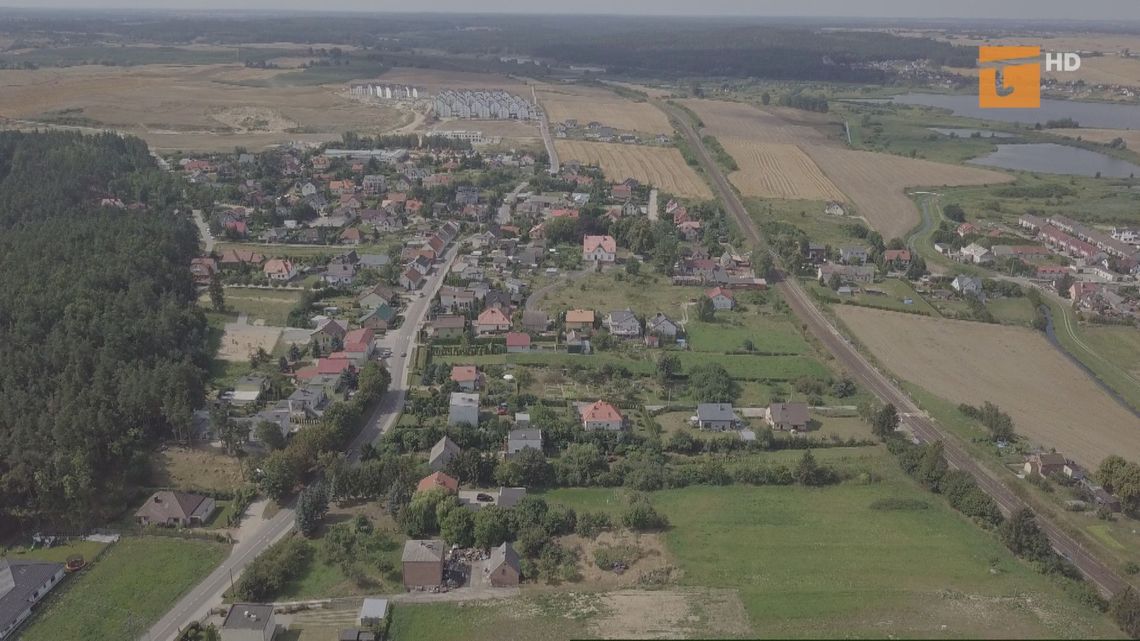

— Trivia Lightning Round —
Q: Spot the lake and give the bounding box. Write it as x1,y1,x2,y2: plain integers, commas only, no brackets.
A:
967,143,1140,177
889,93,1140,129
929,128,1015,138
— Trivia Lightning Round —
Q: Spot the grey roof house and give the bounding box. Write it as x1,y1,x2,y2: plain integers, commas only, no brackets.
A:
696,403,740,431
506,429,543,457
605,309,642,338
429,436,462,472
0,559,66,640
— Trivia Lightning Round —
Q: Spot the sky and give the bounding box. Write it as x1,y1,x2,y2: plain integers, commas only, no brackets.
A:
3,0,1140,21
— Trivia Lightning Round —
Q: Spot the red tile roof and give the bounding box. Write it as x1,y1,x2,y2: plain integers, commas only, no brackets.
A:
581,399,622,423
505,332,531,348
416,471,459,494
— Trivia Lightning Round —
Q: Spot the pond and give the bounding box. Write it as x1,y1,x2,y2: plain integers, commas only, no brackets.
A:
887,93,1140,129
967,143,1140,177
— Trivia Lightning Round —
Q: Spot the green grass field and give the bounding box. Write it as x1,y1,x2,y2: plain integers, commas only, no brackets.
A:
685,314,809,354
1043,298,1140,413
676,352,830,382
543,447,1119,638
3,539,108,564
21,537,228,641
390,594,603,641
538,271,701,318
746,197,862,249
811,278,940,316
207,287,303,327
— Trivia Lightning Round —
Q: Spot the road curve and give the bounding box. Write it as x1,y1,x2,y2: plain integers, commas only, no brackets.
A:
659,98,1128,598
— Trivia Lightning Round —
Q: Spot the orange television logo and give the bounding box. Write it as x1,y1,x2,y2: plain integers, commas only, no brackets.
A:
979,46,1041,109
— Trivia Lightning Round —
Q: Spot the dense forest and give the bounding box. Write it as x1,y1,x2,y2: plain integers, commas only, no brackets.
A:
0,131,207,531
0,12,978,81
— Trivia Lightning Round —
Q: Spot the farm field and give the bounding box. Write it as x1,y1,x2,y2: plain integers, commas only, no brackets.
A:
543,448,1118,638
678,98,833,145
20,537,228,641
802,144,1014,240
835,305,1140,468
721,139,847,201
377,66,532,93
554,140,712,199
537,84,672,134
0,63,409,151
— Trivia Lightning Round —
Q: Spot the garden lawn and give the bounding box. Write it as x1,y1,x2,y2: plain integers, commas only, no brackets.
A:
685,315,809,354
21,536,228,641
543,447,1119,638
676,352,829,381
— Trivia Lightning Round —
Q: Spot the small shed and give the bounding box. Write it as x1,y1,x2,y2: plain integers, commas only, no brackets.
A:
358,598,389,626
486,542,521,587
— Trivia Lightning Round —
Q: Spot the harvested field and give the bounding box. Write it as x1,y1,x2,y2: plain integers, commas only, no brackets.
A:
721,139,846,201
803,145,1013,239
1051,128,1140,150
555,140,711,199
835,305,1140,467
0,64,408,151
537,85,671,134
679,98,833,145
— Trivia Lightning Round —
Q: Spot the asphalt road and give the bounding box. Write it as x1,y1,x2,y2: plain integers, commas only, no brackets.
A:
143,244,461,641
660,99,1128,598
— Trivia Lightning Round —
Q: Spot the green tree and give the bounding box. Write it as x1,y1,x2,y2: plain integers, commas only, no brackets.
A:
439,504,475,547
760,91,771,105
998,508,1053,562
209,273,226,312
696,295,716,321
687,363,741,403
295,481,329,537
871,403,900,440
255,421,285,451
473,505,512,549
259,450,301,502
1109,587,1140,639
656,353,681,384
554,443,608,486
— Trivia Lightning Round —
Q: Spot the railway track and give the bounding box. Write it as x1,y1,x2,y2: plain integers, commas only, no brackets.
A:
658,99,1128,598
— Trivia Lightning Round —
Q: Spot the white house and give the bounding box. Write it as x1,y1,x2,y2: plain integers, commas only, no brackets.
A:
582,235,617,263
961,243,994,265
263,259,297,281
951,275,983,297
579,400,624,431
448,392,480,427
705,286,735,310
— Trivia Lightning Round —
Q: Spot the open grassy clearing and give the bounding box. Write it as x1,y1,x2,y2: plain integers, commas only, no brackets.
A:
543,447,1117,638
0,63,408,151
3,539,108,565
535,270,702,317
836,305,1140,468
21,537,228,641
746,197,861,248
555,140,712,199
154,446,247,494
721,139,847,201
207,287,303,326
809,278,940,316
675,352,829,382
803,144,1014,240
684,315,809,354
537,84,671,134
836,101,1016,164
1043,298,1140,414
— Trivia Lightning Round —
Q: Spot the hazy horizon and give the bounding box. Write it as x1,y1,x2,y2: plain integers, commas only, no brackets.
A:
1,0,1139,21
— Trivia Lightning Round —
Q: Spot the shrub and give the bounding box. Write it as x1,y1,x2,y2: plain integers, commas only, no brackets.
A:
576,511,612,539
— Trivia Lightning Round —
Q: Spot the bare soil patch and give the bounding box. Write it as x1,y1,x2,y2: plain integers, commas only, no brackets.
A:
835,305,1140,467
218,320,282,362
588,588,751,640
555,140,711,199
561,530,674,590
